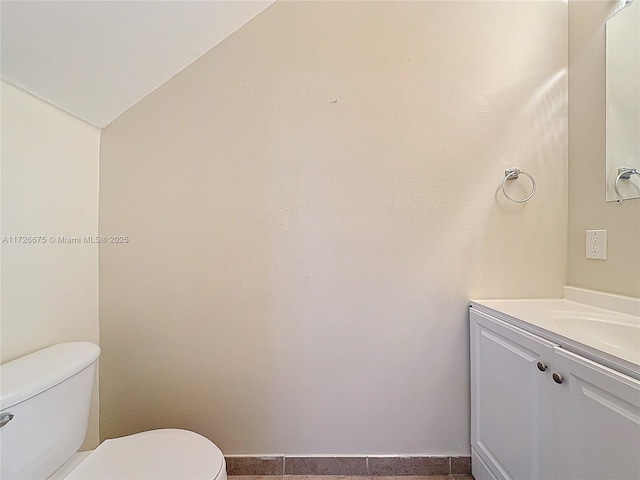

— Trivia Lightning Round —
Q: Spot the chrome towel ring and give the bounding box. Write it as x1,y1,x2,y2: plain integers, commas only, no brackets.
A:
502,168,536,203
614,167,640,203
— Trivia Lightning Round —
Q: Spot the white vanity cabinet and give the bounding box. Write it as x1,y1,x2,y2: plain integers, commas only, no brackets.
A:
470,308,556,480
552,348,640,480
470,307,640,480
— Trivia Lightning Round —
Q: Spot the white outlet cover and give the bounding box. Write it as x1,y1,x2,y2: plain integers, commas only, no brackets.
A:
586,230,607,260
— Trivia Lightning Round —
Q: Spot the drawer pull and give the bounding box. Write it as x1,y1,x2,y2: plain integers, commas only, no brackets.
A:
552,373,564,384
537,362,547,372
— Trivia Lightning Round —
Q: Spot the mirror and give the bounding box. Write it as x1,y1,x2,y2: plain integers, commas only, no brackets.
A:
605,0,640,202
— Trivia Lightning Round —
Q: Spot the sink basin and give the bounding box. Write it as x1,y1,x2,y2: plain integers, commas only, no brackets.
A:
546,311,640,354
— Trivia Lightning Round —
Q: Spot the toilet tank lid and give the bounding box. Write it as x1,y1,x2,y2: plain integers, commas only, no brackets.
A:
0,342,100,410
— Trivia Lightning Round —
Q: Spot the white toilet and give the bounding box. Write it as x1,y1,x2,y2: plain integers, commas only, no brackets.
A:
0,342,228,480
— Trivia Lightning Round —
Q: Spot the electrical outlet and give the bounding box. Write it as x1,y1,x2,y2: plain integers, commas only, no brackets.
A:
586,230,607,260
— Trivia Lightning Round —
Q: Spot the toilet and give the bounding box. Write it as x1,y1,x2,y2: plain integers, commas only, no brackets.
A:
0,342,227,480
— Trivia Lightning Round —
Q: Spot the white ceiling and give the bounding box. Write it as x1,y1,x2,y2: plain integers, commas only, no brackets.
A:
1,1,274,128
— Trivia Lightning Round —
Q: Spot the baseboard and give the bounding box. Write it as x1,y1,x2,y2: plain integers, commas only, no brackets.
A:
224,455,471,476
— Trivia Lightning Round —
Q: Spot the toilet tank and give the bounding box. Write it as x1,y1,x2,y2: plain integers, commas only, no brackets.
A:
0,342,100,480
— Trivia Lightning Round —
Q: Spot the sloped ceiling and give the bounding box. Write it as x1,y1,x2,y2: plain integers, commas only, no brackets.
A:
1,1,274,128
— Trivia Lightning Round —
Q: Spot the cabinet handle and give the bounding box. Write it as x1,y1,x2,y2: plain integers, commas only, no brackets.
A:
0,413,13,428
552,372,564,384
537,361,547,372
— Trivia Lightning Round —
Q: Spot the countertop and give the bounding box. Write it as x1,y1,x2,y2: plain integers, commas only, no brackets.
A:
470,294,640,380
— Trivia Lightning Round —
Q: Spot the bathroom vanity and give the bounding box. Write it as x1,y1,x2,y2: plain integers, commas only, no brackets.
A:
469,287,640,480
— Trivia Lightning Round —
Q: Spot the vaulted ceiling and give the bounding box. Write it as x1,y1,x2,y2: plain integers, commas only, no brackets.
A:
1,1,274,128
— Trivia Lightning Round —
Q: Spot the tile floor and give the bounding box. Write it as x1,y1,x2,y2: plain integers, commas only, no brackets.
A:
230,475,474,480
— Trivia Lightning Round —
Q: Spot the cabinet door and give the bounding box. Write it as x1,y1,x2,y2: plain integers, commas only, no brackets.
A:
470,309,557,480
552,347,640,480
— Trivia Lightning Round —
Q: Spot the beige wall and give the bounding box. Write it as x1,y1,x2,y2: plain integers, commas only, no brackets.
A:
568,0,640,297
99,1,567,454
0,80,101,449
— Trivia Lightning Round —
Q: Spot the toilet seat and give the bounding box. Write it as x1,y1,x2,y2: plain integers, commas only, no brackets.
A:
63,429,226,480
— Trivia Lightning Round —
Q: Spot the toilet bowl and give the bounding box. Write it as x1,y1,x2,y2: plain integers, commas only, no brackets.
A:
49,429,227,480
0,342,227,480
